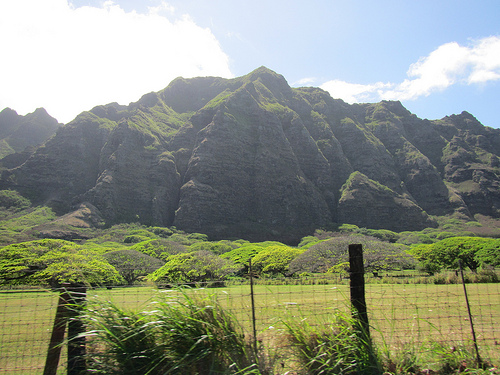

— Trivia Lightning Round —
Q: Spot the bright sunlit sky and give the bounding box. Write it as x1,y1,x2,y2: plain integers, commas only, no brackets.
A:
1,0,500,127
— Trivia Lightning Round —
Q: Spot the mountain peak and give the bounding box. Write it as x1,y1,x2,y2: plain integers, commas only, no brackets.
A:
245,66,287,83
243,66,292,99
248,65,280,76
444,111,483,132
32,107,50,116
0,107,18,117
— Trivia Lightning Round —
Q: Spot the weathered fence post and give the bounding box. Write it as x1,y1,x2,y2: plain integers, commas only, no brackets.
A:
348,243,370,336
348,243,379,372
249,258,258,353
66,284,87,375
43,289,70,375
43,283,87,375
458,261,482,366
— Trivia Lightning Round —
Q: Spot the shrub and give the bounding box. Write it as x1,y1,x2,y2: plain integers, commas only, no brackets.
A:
337,224,360,233
131,238,186,260
189,240,239,254
187,232,209,242
151,226,173,237
297,236,320,248
168,233,200,245
359,228,399,243
123,234,151,244
0,189,31,211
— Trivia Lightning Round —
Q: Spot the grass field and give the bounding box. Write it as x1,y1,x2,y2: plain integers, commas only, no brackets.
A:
0,290,65,375
0,282,499,374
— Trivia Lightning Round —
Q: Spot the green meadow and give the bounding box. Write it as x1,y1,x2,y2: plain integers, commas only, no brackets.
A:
1,282,499,374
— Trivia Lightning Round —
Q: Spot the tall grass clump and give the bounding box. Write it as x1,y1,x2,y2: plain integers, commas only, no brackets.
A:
152,290,261,374
82,301,164,374
381,341,496,375
282,311,382,375
82,289,266,374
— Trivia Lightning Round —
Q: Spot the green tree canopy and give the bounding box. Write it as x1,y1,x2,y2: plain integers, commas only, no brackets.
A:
251,245,305,276
410,236,500,273
131,238,187,260
0,239,123,287
221,244,265,266
103,249,165,285
363,242,414,273
220,241,287,275
188,240,240,255
147,251,240,284
289,235,413,275
475,239,500,266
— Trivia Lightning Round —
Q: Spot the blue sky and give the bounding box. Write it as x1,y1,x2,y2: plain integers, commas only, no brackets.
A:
1,0,499,128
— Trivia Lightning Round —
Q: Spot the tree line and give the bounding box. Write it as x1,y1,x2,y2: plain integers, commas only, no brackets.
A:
1,225,499,287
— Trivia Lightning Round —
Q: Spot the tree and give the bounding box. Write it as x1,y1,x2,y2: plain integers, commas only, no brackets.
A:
147,251,240,284
252,245,305,276
289,235,413,275
103,249,165,285
363,242,414,274
475,239,500,266
0,239,123,287
220,242,274,275
289,236,363,274
33,254,123,287
189,240,239,255
131,238,187,260
410,244,442,274
411,236,500,273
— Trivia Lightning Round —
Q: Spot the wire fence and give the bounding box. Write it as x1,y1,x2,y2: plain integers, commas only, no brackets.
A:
0,271,499,373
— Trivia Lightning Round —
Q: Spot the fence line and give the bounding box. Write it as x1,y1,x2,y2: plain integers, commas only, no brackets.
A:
0,272,499,373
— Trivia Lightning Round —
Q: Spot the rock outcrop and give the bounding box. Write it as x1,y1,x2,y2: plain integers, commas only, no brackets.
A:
337,172,436,231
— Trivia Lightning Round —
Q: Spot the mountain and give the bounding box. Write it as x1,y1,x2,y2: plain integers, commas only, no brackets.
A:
0,107,61,164
1,67,500,243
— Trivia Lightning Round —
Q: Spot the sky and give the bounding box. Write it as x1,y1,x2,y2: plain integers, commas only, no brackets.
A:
1,1,499,128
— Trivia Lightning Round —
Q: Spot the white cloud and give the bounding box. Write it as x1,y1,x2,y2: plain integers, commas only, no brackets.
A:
147,1,176,16
293,77,317,86
321,36,500,103
320,80,391,103
0,0,232,123
466,36,500,84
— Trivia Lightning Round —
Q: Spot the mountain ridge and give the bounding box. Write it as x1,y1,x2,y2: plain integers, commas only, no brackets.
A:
1,67,500,243
0,107,61,161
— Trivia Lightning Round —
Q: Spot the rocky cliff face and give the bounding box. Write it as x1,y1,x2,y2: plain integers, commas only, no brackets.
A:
2,67,500,242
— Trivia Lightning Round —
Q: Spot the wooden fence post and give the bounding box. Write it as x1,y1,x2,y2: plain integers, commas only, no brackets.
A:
43,289,70,375
249,258,258,354
348,243,370,336
66,284,87,375
458,261,482,366
348,243,379,371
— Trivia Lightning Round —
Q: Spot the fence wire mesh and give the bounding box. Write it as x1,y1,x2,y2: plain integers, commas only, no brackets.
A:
0,289,66,374
0,273,499,374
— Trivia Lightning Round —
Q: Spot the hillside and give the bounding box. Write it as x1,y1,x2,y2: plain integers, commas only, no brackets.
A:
1,67,500,243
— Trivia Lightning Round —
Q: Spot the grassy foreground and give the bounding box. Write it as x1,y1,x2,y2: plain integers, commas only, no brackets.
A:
0,282,499,374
